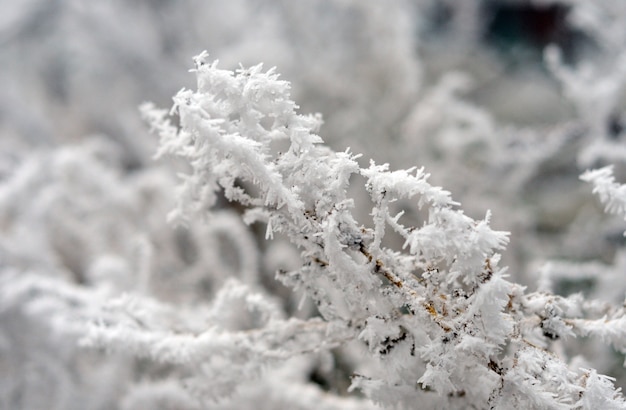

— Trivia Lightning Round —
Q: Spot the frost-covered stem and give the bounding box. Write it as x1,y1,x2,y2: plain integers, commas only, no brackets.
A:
581,166,626,223
85,317,352,363
128,54,626,408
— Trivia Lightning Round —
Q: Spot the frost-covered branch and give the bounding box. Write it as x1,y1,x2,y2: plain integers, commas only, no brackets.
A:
581,166,626,224
104,53,626,408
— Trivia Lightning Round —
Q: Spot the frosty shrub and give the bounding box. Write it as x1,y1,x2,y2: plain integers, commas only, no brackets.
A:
77,53,626,409
4,1,626,409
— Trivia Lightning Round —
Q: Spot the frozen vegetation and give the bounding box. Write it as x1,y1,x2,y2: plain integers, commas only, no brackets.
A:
2,1,626,409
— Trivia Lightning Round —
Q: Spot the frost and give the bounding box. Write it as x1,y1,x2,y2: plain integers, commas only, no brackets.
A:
121,55,626,407
581,166,626,226
5,2,626,408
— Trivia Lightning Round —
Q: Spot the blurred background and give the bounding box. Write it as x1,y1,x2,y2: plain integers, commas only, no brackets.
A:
2,0,626,408
0,0,590,166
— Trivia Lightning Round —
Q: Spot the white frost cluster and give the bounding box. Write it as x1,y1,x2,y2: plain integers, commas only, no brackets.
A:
95,53,626,408
581,166,626,225
4,1,626,408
